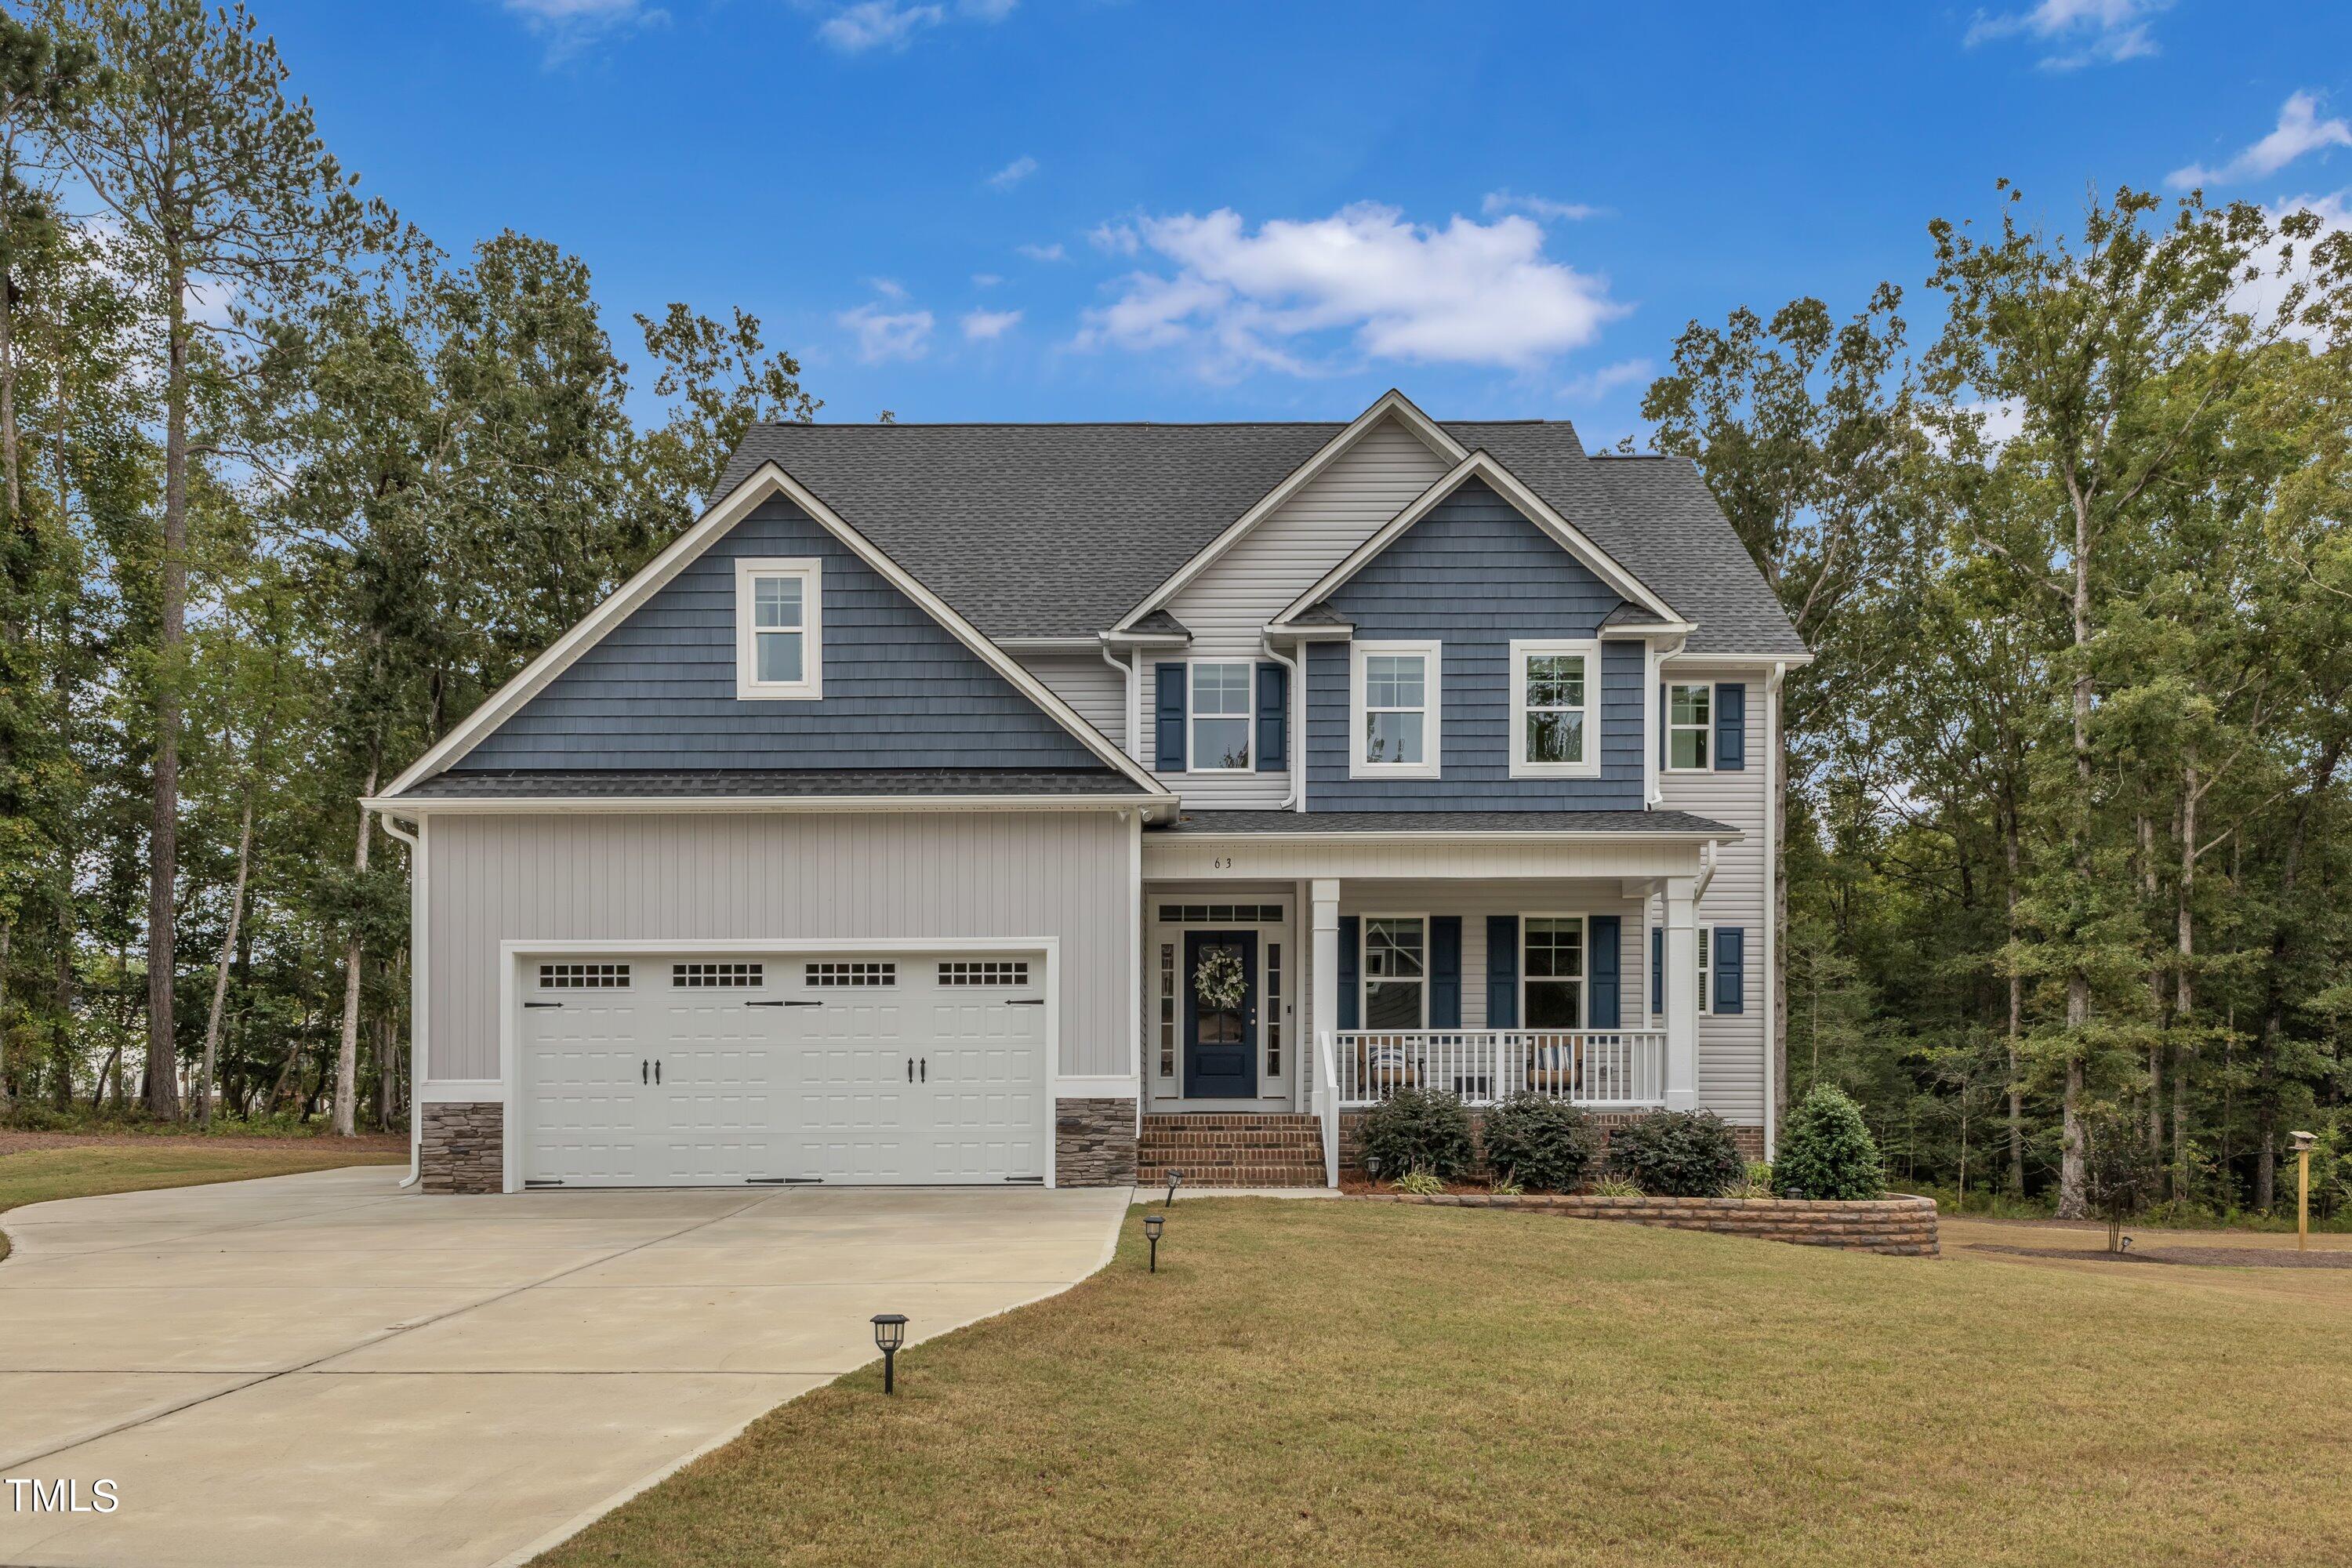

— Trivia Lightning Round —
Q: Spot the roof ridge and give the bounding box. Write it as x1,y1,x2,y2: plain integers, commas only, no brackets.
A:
741,417,1572,431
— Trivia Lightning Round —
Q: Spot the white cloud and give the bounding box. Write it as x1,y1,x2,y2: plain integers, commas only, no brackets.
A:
985,154,1039,191
1015,241,1066,262
1088,221,1141,256
1483,190,1603,223
807,0,1013,53
1076,202,1626,377
972,272,1004,288
838,301,935,362
2169,92,2352,190
502,0,666,64
1965,0,2166,70
867,276,909,299
961,307,1023,341
1560,358,1653,401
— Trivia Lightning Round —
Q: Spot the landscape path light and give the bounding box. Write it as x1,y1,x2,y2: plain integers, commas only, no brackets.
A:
2290,1131,2318,1253
872,1313,909,1394
1164,1170,1181,1208
1143,1212,1164,1272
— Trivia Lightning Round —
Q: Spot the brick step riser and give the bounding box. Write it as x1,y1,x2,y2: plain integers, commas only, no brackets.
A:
1137,1140,1326,1153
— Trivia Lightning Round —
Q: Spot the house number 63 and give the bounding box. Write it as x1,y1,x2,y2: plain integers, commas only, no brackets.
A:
1210,856,1234,870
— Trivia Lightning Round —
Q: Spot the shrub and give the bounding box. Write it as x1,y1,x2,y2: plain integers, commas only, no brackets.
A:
2082,1109,2162,1252
1592,1175,1643,1198
1773,1087,1885,1200
1609,1109,1744,1197
1390,1170,1446,1196
1479,1094,1598,1192
1359,1088,1474,1180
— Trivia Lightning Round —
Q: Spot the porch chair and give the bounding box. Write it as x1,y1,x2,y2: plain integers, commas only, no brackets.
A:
1524,1036,1581,1096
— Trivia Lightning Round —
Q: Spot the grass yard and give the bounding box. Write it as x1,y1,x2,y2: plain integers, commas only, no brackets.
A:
540,1198,2352,1568
0,1136,405,1261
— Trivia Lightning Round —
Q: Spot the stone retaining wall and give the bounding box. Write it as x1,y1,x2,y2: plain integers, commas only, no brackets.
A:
1054,1098,1138,1187
1338,1109,1767,1172
1360,1191,1940,1255
419,1102,503,1195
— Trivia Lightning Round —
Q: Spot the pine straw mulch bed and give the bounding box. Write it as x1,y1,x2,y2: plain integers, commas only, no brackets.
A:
0,1128,407,1155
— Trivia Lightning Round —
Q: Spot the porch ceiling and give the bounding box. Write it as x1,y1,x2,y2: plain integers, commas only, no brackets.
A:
1142,810,1735,882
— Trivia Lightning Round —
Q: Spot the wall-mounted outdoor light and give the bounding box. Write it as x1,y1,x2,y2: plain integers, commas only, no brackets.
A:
1144,1212,1164,1272
872,1312,909,1393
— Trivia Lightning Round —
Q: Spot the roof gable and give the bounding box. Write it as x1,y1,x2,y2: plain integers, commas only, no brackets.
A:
379,465,1167,801
1274,450,1688,631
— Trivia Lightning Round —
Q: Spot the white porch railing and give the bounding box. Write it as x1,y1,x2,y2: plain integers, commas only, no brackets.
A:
1334,1029,1667,1109
1311,1029,1340,1186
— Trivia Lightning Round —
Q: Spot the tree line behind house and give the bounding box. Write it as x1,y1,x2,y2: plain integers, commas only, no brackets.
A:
0,5,2347,1229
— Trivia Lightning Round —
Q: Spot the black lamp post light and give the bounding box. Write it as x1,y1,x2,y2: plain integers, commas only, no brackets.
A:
871,1312,909,1394
1143,1211,1164,1272
1164,1169,1182,1207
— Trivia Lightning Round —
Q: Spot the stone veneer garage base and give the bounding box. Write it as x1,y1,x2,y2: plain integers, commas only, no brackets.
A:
419,1102,503,1194
1361,1192,1940,1256
1053,1098,1139,1187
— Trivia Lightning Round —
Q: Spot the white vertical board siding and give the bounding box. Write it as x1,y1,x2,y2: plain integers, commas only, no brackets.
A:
1014,652,1127,750
1657,663,1770,1124
1142,418,1450,806
426,811,1131,1083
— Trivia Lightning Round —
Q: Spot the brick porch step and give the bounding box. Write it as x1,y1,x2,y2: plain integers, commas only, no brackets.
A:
1135,1112,1328,1189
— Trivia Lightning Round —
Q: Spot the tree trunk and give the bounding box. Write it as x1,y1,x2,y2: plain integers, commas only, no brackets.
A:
2002,808,2025,1196
144,267,190,1120
332,765,379,1137
2056,500,2095,1221
2171,757,2198,1204
196,789,257,1130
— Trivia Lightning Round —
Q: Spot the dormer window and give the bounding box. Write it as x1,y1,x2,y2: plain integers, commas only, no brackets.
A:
735,558,822,699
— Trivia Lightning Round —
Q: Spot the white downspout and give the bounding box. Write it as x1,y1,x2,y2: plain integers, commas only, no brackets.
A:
378,810,426,1189
1100,639,1139,760
1763,659,1787,1160
1692,840,1721,902
1262,635,1303,811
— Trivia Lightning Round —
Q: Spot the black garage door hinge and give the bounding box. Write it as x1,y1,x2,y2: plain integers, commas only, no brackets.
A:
746,999,822,1008
524,1000,563,1009
747,1177,822,1184
1007,998,1045,1007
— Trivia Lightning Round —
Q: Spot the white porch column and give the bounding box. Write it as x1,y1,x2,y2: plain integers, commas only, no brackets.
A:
1310,878,1341,1073
1663,874,1698,1110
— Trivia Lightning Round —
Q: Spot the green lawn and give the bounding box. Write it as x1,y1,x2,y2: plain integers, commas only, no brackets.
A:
539,1198,2352,1568
0,1138,405,1261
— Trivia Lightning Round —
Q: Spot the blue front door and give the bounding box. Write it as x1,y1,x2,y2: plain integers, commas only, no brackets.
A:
1183,930,1258,1099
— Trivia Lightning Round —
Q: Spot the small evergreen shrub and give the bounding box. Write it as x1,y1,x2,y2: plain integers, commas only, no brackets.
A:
1479,1094,1599,1192
1609,1110,1745,1197
1773,1087,1886,1200
1359,1088,1474,1181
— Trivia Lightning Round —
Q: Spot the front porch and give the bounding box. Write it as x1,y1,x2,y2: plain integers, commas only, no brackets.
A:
1138,812,1738,1185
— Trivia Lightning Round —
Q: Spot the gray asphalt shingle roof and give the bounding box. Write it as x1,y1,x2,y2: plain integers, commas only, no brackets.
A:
400,768,1149,800
714,418,1804,656
1152,809,1737,836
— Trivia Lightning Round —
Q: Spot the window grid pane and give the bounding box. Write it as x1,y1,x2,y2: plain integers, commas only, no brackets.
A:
1265,942,1283,1078
1159,944,1176,1078
1523,918,1584,979
757,630,804,684
1365,919,1425,978
673,962,764,988
806,962,896,986
753,576,804,629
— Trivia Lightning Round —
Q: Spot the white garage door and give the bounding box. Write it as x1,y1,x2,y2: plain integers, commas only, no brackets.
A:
519,952,1048,1186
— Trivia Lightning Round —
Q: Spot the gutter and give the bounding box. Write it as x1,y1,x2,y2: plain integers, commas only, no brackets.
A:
1260,633,1304,811
358,792,1182,819
1763,659,1788,1159
1099,637,1140,763
376,810,425,1190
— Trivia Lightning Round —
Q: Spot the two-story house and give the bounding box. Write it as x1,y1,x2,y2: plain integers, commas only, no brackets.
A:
369,390,1807,1194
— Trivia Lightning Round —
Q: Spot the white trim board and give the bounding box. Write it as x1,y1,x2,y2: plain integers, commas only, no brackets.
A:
1271,449,1691,633
496,935,1062,1194
1111,390,1466,633
380,462,1167,808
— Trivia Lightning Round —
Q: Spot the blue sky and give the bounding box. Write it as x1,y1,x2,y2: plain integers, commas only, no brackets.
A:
260,0,2351,444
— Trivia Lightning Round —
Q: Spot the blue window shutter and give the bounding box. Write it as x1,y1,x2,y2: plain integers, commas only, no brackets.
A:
1650,926,1663,1015
1715,683,1746,771
1658,683,1668,768
1429,917,1462,1028
1255,662,1287,772
1715,927,1745,1014
1588,916,1621,1028
1154,663,1185,771
1486,916,1519,1029
1337,916,1360,1030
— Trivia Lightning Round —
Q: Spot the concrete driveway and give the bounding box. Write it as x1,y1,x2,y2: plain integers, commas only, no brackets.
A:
0,1167,1128,1568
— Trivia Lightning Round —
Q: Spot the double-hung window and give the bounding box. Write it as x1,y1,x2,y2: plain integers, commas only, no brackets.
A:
1362,916,1426,1029
1510,640,1602,779
1666,684,1711,770
1189,662,1253,771
1350,641,1441,779
1523,917,1586,1028
735,558,822,699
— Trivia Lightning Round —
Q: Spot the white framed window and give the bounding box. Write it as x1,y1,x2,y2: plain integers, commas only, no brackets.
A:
1158,943,1177,1080
1349,641,1441,779
735,557,822,699
1667,684,1711,771
673,962,764,988
1265,942,1283,1079
806,962,896,987
1361,916,1427,1029
1510,640,1603,779
539,962,630,989
1187,661,1253,771
939,960,1031,986
1522,916,1587,1029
